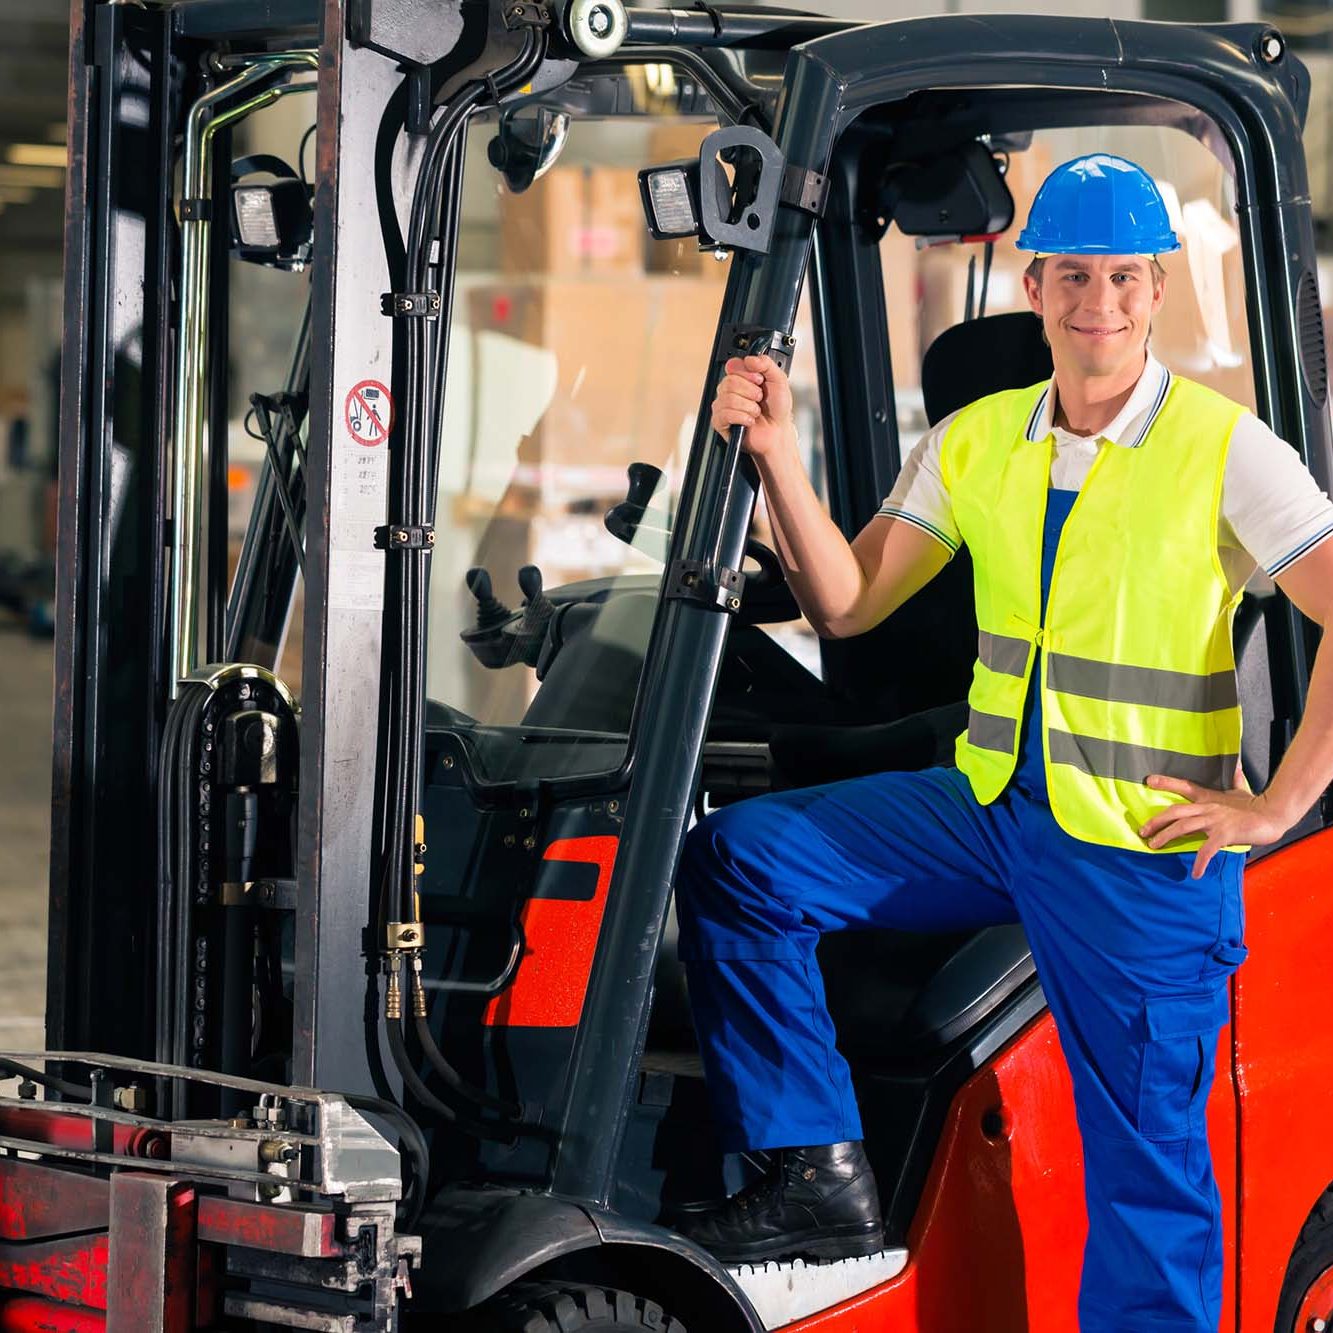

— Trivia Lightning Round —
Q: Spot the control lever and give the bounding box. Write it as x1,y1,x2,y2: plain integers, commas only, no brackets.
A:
466,567,513,631
605,462,673,558
458,565,556,671
460,567,519,669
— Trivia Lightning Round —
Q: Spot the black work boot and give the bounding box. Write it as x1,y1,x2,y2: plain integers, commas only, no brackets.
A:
677,1140,884,1265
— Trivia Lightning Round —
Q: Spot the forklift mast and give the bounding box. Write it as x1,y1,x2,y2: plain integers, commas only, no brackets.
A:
8,0,1330,1329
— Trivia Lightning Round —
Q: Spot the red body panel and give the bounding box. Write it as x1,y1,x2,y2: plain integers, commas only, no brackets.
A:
195,1195,340,1257
1232,826,1333,1332
483,835,618,1028
0,1294,106,1333
0,1238,108,1312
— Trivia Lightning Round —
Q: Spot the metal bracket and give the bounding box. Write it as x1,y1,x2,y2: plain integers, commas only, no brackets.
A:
381,291,442,319
698,124,784,255
374,524,436,551
502,0,553,29
717,324,796,374
180,197,212,222
386,921,426,950
667,559,746,613
780,163,829,216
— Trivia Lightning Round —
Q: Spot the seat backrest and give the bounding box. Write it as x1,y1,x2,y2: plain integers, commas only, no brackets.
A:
920,309,1053,426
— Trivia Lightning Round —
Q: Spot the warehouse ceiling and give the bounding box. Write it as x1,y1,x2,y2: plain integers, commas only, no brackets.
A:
0,0,71,308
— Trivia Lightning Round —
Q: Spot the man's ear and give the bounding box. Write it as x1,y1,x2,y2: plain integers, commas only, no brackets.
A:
1022,269,1044,318
1151,268,1167,317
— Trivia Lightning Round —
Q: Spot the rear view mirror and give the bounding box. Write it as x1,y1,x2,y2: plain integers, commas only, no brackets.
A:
487,105,572,194
879,141,1013,239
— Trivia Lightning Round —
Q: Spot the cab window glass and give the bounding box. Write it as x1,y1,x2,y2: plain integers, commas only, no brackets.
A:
427,80,729,780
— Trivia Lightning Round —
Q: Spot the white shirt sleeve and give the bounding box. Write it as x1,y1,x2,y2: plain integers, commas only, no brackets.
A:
876,409,963,556
1221,414,1333,580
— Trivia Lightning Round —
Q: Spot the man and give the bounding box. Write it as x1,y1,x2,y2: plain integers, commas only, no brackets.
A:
674,154,1333,1331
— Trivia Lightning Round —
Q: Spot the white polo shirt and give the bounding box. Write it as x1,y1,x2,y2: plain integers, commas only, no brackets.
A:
878,352,1333,594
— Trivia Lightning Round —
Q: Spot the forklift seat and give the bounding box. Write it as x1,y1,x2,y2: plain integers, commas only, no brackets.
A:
920,308,1052,423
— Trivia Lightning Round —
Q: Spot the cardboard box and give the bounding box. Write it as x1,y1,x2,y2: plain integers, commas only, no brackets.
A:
499,166,645,276
917,245,1030,355
465,275,727,508
1152,205,1256,409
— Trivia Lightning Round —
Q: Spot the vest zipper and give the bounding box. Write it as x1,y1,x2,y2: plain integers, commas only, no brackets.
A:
1040,442,1112,783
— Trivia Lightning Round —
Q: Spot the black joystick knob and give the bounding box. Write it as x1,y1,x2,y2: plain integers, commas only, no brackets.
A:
466,567,512,631
624,462,663,511
518,565,545,606
517,566,555,626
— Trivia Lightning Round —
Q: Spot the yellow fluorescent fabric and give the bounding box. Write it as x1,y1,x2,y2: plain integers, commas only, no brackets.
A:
941,376,1247,852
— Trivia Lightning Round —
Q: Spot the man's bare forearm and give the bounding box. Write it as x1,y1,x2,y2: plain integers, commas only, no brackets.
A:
1263,628,1333,826
752,433,869,636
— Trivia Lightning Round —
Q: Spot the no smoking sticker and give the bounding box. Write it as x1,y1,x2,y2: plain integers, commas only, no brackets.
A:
345,380,394,446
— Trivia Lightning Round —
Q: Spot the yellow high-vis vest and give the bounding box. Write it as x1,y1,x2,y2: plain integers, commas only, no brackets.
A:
942,375,1247,853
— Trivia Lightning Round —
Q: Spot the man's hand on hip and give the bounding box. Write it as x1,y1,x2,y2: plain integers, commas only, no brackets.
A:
1138,767,1293,878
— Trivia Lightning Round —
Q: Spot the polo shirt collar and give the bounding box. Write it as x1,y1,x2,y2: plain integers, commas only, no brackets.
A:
1023,352,1172,448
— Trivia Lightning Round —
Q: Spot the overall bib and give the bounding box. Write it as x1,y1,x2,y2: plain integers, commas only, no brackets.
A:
676,490,1247,1333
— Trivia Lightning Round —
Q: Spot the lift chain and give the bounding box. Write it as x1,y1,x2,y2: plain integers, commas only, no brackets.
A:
374,524,436,550
667,559,746,614
381,291,442,319
780,163,829,216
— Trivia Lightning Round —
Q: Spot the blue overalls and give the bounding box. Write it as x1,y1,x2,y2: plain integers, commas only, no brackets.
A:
676,489,1248,1332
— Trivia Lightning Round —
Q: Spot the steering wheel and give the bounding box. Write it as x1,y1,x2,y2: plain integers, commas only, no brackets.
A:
743,537,784,590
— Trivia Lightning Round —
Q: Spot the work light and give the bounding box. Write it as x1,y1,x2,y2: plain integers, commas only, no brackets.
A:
639,160,702,239
230,155,313,270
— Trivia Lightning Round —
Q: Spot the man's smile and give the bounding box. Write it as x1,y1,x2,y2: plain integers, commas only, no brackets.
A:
1069,323,1129,338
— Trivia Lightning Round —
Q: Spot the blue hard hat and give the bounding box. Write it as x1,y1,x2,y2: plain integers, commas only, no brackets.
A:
1016,154,1180,255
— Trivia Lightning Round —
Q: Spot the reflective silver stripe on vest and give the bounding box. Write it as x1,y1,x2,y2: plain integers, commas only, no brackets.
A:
1048,730,1236,789
978,631,1030,678
968,710,1017,754
1046,653,1238,713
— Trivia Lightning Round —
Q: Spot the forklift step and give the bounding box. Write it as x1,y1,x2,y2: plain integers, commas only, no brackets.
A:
727,1246,910,1330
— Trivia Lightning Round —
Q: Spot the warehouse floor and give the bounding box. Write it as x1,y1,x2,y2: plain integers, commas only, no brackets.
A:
0,618,52,1058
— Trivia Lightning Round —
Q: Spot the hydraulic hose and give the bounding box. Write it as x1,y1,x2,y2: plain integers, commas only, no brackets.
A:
0,1057,91,1101
384,1004,520,1144
376,30,548,1135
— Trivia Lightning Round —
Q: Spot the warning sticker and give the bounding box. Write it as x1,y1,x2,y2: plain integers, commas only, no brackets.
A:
345,380,394,446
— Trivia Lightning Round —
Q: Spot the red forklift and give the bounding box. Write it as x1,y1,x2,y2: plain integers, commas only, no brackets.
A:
2,0,1331,1329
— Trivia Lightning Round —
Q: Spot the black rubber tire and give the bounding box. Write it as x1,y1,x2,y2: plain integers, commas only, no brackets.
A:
1275,1188,1333,1330
480,1282,688,1332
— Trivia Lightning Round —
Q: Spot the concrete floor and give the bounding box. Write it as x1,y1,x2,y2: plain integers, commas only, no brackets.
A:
0,616,52,1059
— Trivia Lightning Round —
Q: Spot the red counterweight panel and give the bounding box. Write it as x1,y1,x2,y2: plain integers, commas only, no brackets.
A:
483,835,619,1028
1230,827,1333,1332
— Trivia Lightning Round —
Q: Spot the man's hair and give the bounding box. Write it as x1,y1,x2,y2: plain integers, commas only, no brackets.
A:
1024,255,1168,287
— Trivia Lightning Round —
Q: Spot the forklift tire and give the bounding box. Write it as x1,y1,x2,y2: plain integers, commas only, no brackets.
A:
1276,1188,1333,1330
473,1281,688,1332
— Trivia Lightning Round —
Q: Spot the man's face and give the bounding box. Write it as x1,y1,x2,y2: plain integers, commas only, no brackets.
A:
1023,254,1165,380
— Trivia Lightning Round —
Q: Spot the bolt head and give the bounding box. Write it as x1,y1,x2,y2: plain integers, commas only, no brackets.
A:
588,4,612,35
1312,1318,1327,1333
1261,33,1283,62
